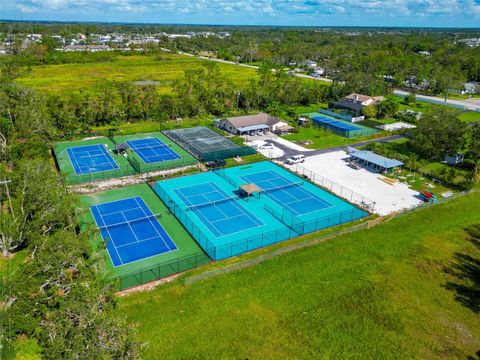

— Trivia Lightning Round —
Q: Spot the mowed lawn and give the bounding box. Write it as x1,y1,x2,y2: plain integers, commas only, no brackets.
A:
16,54,258,94
282,126,383,149
121,190,480,359
459,110,480,123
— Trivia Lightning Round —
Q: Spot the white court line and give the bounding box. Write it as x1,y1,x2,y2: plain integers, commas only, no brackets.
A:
120,211,141,244
133,197,176,251
176,182,264,237
128,137,180,163
90,206,123,266
67,147,84,175
91,196,178,267
68,144,118,175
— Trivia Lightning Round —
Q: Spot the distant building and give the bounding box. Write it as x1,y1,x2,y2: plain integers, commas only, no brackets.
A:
404,76,430,90
462,82,479,95
63,44,111,52
215,112,283,136
457,38,480,48
445,153,464,165
330,93,379,116
217,32,231,38
301,60,317,68
310,67,325,77
417,50,432,56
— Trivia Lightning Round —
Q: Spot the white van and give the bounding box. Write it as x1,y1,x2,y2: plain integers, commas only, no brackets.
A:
285,154,305,165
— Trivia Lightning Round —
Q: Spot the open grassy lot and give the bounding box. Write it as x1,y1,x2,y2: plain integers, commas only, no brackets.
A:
390,94,480,123
121,190,480,359
16,54,259,95
458,111,480,123
282,126,383,149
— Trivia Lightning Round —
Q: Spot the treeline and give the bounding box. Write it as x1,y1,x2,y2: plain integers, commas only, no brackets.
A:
173,30,480,96
0,67,139,358
1,60,332,143
366,106,480,187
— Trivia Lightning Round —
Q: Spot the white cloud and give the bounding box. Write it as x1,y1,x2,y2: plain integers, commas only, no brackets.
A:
11,0,479,24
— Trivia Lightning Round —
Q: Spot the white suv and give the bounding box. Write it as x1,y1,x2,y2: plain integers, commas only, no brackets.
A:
285,154,305,165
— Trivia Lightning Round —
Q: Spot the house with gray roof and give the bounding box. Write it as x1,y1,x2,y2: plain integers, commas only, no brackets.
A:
214,113,283,135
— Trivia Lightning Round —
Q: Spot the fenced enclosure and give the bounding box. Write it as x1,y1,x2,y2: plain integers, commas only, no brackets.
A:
153,161,369,261
291,163,376,213
112,251,210,290
127,154,197,174
164,126,256,161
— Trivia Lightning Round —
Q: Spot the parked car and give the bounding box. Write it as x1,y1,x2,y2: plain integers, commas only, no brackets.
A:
259,143,274,150
284,154,305,165
205,159,226,169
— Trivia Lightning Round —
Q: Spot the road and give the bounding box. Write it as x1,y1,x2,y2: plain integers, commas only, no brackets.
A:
394,90,480,111
161,47,332,83
269,134,407,161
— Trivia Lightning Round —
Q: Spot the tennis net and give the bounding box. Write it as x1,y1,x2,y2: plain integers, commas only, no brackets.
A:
186,196,239,211
261,181,304,194
129,143,175,151
96,213,162,231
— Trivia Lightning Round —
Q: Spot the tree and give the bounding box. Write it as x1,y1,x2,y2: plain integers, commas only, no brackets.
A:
410,107,467,160
404,93,416,105
0,160,74,257
362,105,377,119
465,123,480,178
2,160,139,358
375,98,399,119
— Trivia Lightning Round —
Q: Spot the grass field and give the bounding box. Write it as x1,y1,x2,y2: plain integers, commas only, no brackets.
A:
121,190,480,359
390,95,480,123
458,111,480,123
282,126,382,149
16,54,259,95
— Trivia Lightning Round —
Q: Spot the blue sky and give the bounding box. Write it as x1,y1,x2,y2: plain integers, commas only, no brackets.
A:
4,0,480,27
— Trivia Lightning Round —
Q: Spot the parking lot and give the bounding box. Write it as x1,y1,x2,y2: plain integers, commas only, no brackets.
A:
286,150,423,216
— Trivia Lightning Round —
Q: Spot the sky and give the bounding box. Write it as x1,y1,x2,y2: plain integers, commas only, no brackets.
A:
3,0,480,28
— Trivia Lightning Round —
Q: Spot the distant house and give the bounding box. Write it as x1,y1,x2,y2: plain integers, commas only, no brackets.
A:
301,60,317,68
215,113,283,136
462,82,479,95
417,50,432,56
404,76,430,90
445,153,464,165
330,93,379,116
310,66,325,77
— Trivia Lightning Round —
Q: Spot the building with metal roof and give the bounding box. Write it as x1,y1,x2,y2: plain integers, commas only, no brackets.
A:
214,112,281,135
347,148,404,172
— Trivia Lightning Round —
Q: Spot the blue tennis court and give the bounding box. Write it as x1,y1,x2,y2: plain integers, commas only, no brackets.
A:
174,182,264,237
241,170,333,216
67,144,118,175
312,116,360,132
127,137,181,164
90,196,177,267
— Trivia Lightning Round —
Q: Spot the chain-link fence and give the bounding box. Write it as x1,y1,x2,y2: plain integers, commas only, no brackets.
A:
112,251,210,290
291,164,376,213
